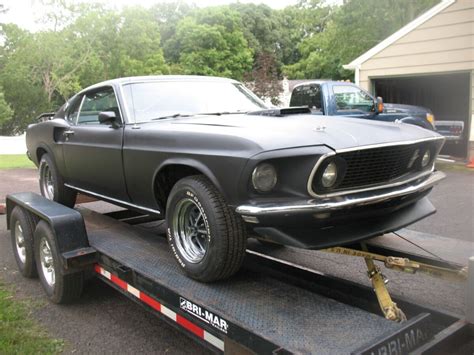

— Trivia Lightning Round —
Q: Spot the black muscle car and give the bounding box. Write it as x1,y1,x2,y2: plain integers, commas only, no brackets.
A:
26,75,446,282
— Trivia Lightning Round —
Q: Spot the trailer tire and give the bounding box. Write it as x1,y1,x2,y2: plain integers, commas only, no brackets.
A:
10,206,38,278
34,221,83,304
166,175,247,282
39,154,77,207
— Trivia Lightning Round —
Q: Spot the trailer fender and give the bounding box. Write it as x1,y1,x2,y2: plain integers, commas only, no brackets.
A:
6,192,97,272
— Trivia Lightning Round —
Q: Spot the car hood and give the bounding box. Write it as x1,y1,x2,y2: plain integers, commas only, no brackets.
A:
161,113,440,152
384,103,430,115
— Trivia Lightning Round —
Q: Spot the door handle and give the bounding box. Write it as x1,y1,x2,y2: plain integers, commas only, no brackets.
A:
64,130,75,136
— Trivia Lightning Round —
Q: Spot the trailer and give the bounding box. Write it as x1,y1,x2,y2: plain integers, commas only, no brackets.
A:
5,192,474,354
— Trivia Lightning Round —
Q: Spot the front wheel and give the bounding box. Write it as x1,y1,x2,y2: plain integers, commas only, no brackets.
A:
166,175,247,282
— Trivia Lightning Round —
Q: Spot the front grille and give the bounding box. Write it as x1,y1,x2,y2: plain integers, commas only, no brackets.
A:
312,141,439,194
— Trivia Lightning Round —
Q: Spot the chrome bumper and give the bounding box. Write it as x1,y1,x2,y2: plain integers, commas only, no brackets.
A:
236,171,445,217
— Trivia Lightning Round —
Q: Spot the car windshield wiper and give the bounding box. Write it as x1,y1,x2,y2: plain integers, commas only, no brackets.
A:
151,113,193,121
151,111,248,121
196,111,249,116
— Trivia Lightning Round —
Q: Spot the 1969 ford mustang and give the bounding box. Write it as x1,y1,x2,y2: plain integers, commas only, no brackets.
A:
26,75,445,282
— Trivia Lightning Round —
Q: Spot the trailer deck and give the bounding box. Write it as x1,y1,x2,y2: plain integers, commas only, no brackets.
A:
5,193,474,354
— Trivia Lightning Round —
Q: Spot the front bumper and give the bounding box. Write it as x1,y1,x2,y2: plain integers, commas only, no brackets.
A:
236,170,445,217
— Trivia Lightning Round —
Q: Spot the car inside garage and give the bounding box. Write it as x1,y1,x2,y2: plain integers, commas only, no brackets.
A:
373,72,471,158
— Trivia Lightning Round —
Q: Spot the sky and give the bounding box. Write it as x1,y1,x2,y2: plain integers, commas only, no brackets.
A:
1,0,343,32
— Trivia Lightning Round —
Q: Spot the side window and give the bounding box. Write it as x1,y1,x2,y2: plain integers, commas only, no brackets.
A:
77,87,120,125
290,85,322,112
333,85,374,114
66,96,83,123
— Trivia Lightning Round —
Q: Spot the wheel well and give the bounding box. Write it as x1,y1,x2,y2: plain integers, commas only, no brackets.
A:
154,165,203,211
36,147,47,162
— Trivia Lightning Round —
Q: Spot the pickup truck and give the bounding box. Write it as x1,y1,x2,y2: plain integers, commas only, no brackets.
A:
290,81,435,130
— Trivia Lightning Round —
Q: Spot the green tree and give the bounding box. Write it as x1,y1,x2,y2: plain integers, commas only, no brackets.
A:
0,90,13,129
167,7,253,80
284,0,440,79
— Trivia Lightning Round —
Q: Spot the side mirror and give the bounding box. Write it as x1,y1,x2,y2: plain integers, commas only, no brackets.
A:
98,111,120,128
375,97,384,114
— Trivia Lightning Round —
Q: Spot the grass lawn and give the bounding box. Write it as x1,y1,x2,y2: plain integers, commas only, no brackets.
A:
0,155,35,169
0,282,63,354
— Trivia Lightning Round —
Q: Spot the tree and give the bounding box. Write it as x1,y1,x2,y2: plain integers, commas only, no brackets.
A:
167,7,253,80
0,90,13,129
284,0,440,80
244,52,282,105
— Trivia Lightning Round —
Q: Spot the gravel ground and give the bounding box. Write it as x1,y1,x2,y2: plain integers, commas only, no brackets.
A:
0,165,472,353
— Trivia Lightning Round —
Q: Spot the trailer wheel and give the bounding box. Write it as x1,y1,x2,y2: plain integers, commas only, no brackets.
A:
9,206,38,278
166,175,247,282
39,154,77,207
34,221,83,303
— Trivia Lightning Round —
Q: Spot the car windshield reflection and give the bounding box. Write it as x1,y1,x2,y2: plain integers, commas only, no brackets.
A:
122,81,267,123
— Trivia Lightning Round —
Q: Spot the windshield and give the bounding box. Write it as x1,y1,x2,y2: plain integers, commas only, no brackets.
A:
333,85,374,114
122,80,267,123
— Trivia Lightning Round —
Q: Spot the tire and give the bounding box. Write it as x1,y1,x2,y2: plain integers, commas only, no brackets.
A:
166,175,247,282
39,154,77,207
9,206,38,278
34,221,83,304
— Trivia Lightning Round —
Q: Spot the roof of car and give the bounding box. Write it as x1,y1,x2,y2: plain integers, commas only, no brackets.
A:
292,80,355,90
80,75,239,93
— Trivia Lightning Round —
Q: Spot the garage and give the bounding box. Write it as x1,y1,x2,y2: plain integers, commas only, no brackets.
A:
373,72,471,157
344,0,473,160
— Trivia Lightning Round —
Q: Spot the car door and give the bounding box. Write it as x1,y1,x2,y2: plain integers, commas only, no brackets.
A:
62,86,130,201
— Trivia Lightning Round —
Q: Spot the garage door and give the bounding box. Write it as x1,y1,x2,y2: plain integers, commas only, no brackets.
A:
372,72,471,158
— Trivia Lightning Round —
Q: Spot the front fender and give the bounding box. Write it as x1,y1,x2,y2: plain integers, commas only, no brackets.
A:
153,158,229,202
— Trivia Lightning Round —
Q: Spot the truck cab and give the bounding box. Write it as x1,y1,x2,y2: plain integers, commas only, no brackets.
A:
289,81,435,130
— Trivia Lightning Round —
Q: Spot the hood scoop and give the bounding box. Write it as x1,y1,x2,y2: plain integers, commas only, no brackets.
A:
248,106,311,117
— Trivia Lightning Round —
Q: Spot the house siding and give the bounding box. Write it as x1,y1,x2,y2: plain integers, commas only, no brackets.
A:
358,0,473,92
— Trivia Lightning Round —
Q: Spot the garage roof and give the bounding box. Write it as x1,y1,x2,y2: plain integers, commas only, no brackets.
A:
343,0,456,69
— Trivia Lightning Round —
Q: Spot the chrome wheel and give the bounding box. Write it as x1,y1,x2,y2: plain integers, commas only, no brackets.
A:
39,238,55,287
40,163,54,200
14,221,26,264
172,198,209,263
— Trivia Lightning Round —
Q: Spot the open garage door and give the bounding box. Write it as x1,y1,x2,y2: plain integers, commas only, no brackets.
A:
373,72,471,159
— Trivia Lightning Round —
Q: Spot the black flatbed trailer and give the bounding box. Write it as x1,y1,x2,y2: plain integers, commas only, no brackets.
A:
5,192,474,354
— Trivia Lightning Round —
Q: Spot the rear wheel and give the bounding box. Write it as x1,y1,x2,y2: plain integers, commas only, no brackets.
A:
166,175,247,282
34,221,83,303
9,206,37,278
39,154,77,207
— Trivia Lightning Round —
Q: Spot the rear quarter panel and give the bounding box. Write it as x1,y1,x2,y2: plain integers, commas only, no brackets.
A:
26,119,69,175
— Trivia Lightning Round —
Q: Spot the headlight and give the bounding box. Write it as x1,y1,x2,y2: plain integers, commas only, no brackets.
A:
252,163,277,192
421,150,431,167
321,161,338,188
